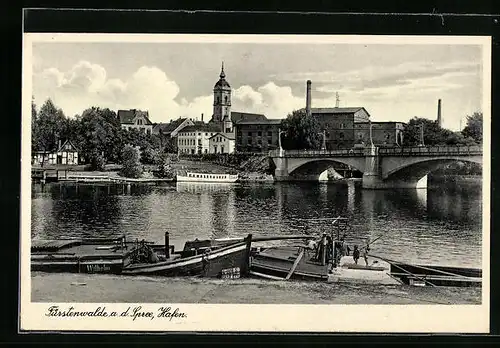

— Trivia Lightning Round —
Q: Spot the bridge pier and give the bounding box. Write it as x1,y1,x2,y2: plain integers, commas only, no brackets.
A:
274,157,290,181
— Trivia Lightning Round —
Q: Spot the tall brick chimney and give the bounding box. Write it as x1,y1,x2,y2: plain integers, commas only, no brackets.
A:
437,99,442,127
201,113,204,122
306,80,312,116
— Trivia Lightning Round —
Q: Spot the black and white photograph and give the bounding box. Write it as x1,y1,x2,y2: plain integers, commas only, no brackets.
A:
20,32,490,333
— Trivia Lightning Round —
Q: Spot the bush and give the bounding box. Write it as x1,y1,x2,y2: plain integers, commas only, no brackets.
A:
156,155,176,178
141,146,161,165
90,151,106,171
120,145,143,178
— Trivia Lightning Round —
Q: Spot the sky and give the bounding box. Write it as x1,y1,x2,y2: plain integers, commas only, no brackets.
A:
30,39,485,131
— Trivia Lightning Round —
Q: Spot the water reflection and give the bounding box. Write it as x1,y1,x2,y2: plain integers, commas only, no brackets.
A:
30,179,483,268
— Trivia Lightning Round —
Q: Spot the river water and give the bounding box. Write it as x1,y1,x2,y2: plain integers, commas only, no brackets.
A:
30,179,483,268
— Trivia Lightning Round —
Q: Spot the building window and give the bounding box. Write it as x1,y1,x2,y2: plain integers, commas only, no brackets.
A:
205,149,208,153
258,131,262,136
248,132,252,137
217,97,220,103
225,96,228,103
205,133,208,136
137,119,143,125
258,139,262,145
267,131,272,137
339,132,344,139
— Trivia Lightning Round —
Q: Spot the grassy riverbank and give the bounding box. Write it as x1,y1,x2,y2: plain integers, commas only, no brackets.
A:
31,272,481,305
34,158,275,183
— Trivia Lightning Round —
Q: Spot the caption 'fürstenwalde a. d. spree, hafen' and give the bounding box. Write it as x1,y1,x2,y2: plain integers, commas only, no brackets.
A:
44,305,187,321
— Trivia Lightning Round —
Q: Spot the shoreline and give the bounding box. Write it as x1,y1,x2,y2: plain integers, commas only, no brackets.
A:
31,272,482,305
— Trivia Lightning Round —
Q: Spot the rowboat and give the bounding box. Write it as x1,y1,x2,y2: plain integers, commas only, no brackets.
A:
382,257,482,287
176,171,238,183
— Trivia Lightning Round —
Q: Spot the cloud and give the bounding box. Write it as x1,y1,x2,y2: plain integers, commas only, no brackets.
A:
32,60,480,131
33,61,183,120
33,61,309,121
273,60,480,95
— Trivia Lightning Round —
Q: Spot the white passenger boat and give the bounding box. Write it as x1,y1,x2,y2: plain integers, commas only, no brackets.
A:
176,171,238,183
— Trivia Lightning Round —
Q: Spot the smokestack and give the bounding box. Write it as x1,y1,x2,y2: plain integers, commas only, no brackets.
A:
201,113,204,123
437,99,442,127
306,80,312,116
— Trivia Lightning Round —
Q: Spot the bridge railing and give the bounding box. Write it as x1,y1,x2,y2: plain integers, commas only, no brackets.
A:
269,145,482,158
268,148,366,157
378,145,482,156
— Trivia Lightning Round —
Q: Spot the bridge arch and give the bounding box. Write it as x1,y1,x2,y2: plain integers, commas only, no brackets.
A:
383,156,483,182
287,157,366,181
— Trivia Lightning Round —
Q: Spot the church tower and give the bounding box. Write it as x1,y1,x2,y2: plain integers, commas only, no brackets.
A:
212,62,232,129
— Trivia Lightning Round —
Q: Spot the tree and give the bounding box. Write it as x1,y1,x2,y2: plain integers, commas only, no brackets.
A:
462,112,483,144
32,99,67,166
120,145,143,178
78,107,122,169
401,117,475,146
31,97,38,153
280,109,322,150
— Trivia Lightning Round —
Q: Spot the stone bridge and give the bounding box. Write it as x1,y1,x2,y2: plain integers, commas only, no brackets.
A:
269,145,483,189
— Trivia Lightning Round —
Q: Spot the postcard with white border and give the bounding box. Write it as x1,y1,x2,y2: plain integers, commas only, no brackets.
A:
21,32,491,333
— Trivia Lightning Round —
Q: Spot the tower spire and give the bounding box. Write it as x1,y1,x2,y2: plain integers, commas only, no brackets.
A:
220,61,225,78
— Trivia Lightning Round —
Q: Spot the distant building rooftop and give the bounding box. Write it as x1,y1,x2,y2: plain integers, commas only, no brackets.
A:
153,117,188,134
118,109,153,125
304,107,368,115
235,119,282,125
179,123,221,133
231,111,267,123
209,132,235,140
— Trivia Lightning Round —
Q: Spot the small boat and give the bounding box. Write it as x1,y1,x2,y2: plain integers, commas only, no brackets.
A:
121,234,253,278
250,245,330,281
31,233,254,279
385,258,482,287
176,171,238,183
31,236,132,274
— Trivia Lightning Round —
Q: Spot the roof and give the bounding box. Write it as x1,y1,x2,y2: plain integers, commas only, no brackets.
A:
209,132,235,140
57,139,79,152
235,119,282,125
118,109,153,125
357,121,406,125
214,78,231,89
178,123,221,133
231,111,267,123
308,107,366,114
153,118,188,133
33,139,79,154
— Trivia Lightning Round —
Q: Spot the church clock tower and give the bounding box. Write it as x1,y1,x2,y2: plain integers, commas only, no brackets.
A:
212,62,232,127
